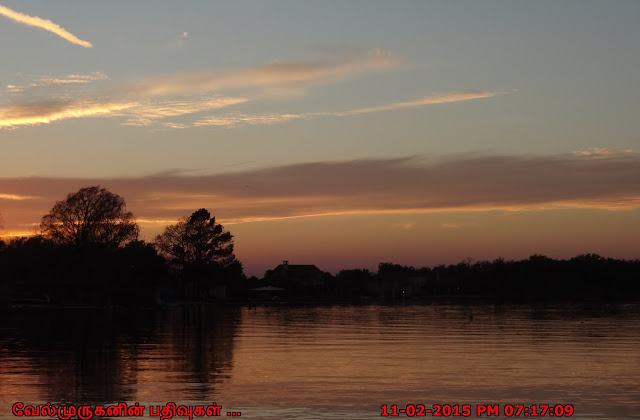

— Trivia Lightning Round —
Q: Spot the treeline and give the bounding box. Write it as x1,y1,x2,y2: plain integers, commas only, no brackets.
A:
2,238,639,306
0,186,244,307
0,237,167,306
0,234,245,307
2,186,639,306
323,255,640,302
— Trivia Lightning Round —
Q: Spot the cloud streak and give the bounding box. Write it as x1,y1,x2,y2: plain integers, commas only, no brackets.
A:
121,49,399,97
2,52,499,129
36,72,108,87
1,152,638,235
193,112,306,128
2,86,500,129
123,96,248,126
194,91,500,127
334,91,500,116
4,72,108,96
0,3,93,48
0,193,36,200
0,96,247,129
0,99,137,128
572,148,633,157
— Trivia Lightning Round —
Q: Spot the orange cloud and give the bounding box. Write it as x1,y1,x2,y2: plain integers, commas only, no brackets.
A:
0,230,37,238
572,148,633,157
0,193,36,200
0,100,137,129
0,3,93,48
1,152,639,236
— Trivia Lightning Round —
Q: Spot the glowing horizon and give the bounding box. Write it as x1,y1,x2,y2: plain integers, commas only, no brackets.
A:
1,2,639,276
2,151,640,275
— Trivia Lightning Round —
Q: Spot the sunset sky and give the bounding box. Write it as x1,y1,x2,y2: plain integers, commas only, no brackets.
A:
1,1,639,276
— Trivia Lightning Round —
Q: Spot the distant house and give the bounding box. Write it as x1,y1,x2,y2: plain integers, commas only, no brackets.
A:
264,261,325,296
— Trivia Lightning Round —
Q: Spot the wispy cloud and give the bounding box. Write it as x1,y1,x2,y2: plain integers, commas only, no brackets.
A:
194,91,500,127
2,152,639,235
0,3,93,48
123,96,248,126
193,112,306,128
36,72,108,87
6,84,23,94
1,52,500,130
162,122,189,130
121,49,399,97
0,193,36,200
2,51,399,129
1,72,246,128
0,99,137,129
3,83,498,130
4,72,108,95
572,147,633,157
334,91,500,116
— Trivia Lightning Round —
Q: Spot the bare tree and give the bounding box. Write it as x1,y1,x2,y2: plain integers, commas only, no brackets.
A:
41,186,138,248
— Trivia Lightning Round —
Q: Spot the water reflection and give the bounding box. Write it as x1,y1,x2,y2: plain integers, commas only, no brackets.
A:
1,303,639,419
0,306,240,409
227,304,640,419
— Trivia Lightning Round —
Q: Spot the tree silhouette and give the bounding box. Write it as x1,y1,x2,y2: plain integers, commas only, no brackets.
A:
40,186,138,248
154,208,237,270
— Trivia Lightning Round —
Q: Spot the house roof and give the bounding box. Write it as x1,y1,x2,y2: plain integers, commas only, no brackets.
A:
268,262,323,276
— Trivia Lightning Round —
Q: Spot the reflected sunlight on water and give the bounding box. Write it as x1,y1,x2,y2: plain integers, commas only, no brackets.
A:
1,303,639,419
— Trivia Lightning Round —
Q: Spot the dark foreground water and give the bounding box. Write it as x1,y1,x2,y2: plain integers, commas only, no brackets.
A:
1,303,639,419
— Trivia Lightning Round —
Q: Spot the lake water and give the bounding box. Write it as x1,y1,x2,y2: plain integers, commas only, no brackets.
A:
1,303,639,419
